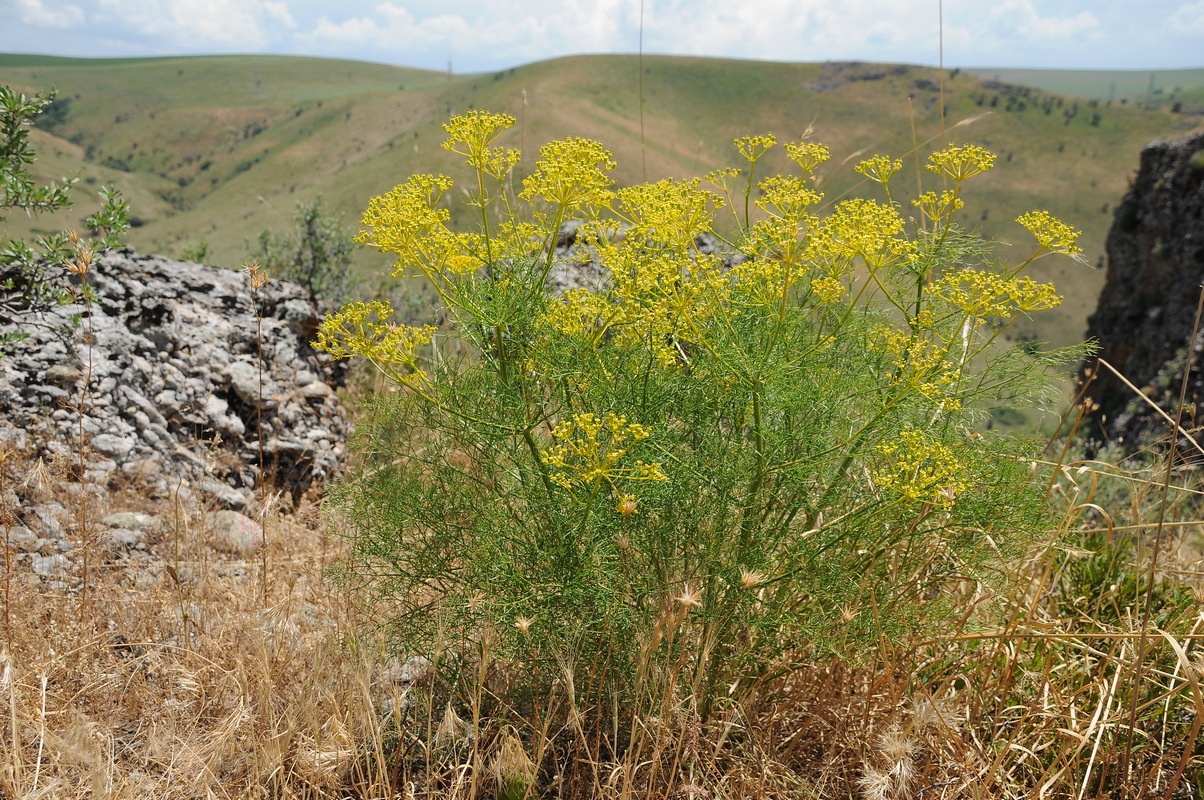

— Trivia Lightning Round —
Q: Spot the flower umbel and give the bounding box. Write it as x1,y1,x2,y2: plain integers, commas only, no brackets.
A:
873,428,970,510
855,155,903,185
1016,210,1083,257
926,144,996,183
441,110,520,179
314,300,436,388
540,413,667,503
520,137,616,214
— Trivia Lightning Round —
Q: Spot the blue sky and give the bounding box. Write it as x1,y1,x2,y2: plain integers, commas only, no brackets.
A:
2,0,1202,73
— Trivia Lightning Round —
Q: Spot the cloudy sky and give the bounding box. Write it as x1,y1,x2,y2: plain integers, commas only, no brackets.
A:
2,0,1202,73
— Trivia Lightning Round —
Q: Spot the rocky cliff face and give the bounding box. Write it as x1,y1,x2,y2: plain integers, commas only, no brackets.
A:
0,249,349,513
1081,129,1204,452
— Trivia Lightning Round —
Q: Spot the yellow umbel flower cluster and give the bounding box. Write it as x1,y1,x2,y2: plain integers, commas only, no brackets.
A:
932,268,1063,319
756,175,822,223
314,301,436,388
912,190,964,226
734,133,776,164
784,140,830,174
440,110,520,179
926,144,996,182
816,198,910,270
873,428,970,510
616,178,724,249
358,174,469,279
855,155,903,185
520,137,616,214
540,412,668,500
1016,210,1083,257
810,276,846,304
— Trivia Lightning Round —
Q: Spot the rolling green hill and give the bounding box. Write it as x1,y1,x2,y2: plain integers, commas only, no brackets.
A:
2,53,1200,352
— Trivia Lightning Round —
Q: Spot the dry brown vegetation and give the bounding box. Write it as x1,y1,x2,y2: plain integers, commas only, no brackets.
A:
3,406,1204,799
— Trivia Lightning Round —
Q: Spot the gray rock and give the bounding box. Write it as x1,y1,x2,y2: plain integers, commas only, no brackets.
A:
33,553,71,579
29,503,66,538
101,512,157,530
0,250,349,513
1082,129,1204,458
202,478,248,511
226,360,272,406
208,510,263,557
92,433,136,460
102,528,148,551
44,364,83,386
4,525,38,553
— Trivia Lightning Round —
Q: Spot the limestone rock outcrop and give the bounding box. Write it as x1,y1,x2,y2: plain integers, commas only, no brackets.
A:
0,249,349,513
1081,129,1204,452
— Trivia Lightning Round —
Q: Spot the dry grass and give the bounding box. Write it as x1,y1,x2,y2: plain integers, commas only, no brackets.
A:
0,463,399,799
2,399,1204,799
3,446,1202,800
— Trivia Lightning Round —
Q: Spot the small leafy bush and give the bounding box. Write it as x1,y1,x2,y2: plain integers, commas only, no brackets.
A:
254,195,357,307
2,85,129,350
318,111,1087,726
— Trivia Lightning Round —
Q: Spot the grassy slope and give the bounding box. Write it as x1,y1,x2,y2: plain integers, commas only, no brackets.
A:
2,53,1200,350
964,66,1204,107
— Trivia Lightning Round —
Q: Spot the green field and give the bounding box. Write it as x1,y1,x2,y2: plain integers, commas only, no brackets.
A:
2,53,1200,351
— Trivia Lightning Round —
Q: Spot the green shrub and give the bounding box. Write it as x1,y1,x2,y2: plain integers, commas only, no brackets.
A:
254,195,357,307
318,111,1088,725
2,85,128,351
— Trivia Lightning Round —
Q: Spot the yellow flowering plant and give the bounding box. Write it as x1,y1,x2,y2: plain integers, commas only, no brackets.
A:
319,112,1089,727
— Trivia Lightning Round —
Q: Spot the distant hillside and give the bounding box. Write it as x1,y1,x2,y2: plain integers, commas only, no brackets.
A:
964,66,1204,111
2,53,1200,350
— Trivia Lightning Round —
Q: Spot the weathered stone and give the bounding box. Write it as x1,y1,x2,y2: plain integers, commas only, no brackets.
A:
44,364,83,386
4,525,38,553
102,528,148,551
202,478,248,511
1081,130,1204,456
92,433,137,460
208,509,263,557
33,553,71,579
101,512,157,530
0,250,349,515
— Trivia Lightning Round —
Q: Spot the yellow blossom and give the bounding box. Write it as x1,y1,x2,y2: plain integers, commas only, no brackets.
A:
1016,210,1083,257
756,175,821,222
616,178,723,248
912,190,964,225
441,110,520,179
313,300,436,388
785,140,830,174
543,288,618,339
873,428,969,510
811,276,846,304
818,198,909,268
855,155,903,185
520,137,616,213
541,413,667,505
932,268,1062,319
359,174,455,278
734,133,776,164
926,144,996,182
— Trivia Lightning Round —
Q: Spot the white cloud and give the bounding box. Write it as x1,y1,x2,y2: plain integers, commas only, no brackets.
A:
988,0,1098,40
1167,0,1204,33
263,0,295,29
305,0,630,63
17,0,86,28
93,0,303,49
